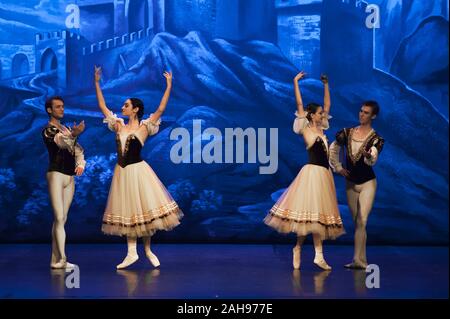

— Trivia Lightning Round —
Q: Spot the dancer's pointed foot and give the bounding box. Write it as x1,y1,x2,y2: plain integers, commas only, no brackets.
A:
51,259,67,269
116,254,139,269
314,257,332,271
146,251,160,268
65,261,77,269
292,246,301,270
51,259,76,269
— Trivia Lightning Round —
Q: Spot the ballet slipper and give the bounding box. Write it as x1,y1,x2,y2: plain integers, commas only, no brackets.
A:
116,254,139,269
146,251,160,268
314,257,332,271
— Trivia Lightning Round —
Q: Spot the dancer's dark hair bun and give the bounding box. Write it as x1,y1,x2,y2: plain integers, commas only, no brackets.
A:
129,98,144,120
305,103,321,121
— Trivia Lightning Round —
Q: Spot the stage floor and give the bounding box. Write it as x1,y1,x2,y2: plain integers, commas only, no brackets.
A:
0,244,447,299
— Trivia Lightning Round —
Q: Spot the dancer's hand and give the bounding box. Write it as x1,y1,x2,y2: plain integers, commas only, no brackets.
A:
75,166,84,176
163,71,172,87
94,66,102,83
294,71,306,82
362,149,372,159
338,168,350,177
71,121,85,137
320,74,329,84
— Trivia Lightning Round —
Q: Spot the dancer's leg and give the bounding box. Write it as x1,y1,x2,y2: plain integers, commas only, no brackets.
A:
61,176,75,267
293,236,305,269
345,181,362,268
47,172,67,268
313,233,331,270
354,179,377,267
116,236,139,269
143,236,160,267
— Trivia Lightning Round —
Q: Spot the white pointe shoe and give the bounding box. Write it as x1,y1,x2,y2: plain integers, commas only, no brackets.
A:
116,254,139,269
50,262,60,269
314,257,332,271
51,259,76,269
292,247,301,270
146,251,160,268
51,261,65,269
65,262,76,269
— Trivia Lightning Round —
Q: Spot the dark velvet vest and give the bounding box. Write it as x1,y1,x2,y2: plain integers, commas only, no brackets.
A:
307,136,329,169
335,127,385,185
116,134,143,168
42,125,76,176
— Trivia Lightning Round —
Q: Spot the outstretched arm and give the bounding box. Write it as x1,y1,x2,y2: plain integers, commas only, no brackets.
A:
94,66,112,118
149,71,172,124
293,71,306,117
321,74,330,114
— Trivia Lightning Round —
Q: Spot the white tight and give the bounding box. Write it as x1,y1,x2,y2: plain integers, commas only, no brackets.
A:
124,236,154,256
295,234,326,260
47,172,74,264
346,179,377,266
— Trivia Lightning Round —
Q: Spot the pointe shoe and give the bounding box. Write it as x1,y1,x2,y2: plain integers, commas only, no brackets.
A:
116,254,139,269
292,247,301,270
51,259,76,269
314,258,332,271
51,259,67,269
65,261,76,269
146,251,160,268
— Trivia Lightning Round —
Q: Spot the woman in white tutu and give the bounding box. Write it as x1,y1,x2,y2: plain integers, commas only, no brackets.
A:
264,71,344,270
94,66,183,269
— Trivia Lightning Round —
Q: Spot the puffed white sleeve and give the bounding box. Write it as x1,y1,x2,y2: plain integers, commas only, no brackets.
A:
54,132,75,151
293,111,309,135
364,146,379,166
329,141,344,173
103,111,125,132
74,143,86,169
321,113,332,130
53,126,76,151
140,114,161,136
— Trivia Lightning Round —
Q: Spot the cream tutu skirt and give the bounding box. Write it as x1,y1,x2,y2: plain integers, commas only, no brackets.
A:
264,164,344,240
102,161,183,237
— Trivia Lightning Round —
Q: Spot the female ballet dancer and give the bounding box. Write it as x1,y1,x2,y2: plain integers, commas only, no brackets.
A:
264,71,344,270
94,66,183,269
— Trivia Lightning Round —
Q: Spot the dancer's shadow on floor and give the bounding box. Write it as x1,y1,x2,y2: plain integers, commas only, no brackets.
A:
116,269,161,296
291,270,331,295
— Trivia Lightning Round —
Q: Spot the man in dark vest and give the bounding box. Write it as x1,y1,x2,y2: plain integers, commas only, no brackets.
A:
329,101,385,269
42,96,86,269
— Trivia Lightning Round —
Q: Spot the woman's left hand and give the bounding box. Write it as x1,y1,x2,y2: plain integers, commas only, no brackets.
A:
320,74,329,84
163,71,172,87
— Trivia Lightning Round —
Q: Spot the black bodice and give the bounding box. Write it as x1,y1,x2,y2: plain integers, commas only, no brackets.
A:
116,134,143,168
307,136,329,169
42,125,76,176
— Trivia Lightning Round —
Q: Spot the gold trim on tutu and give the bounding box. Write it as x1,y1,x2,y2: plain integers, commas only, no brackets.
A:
264,164,345,240
101,161,183,237
102,201,183,237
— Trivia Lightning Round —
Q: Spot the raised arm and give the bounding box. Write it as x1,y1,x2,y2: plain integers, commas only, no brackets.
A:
321,74,330,114
149,71,172,124
293,71,306,117
94,66,112,118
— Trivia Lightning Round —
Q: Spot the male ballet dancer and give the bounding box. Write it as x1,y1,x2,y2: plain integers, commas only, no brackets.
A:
42,96,86,269
329,101,384,269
